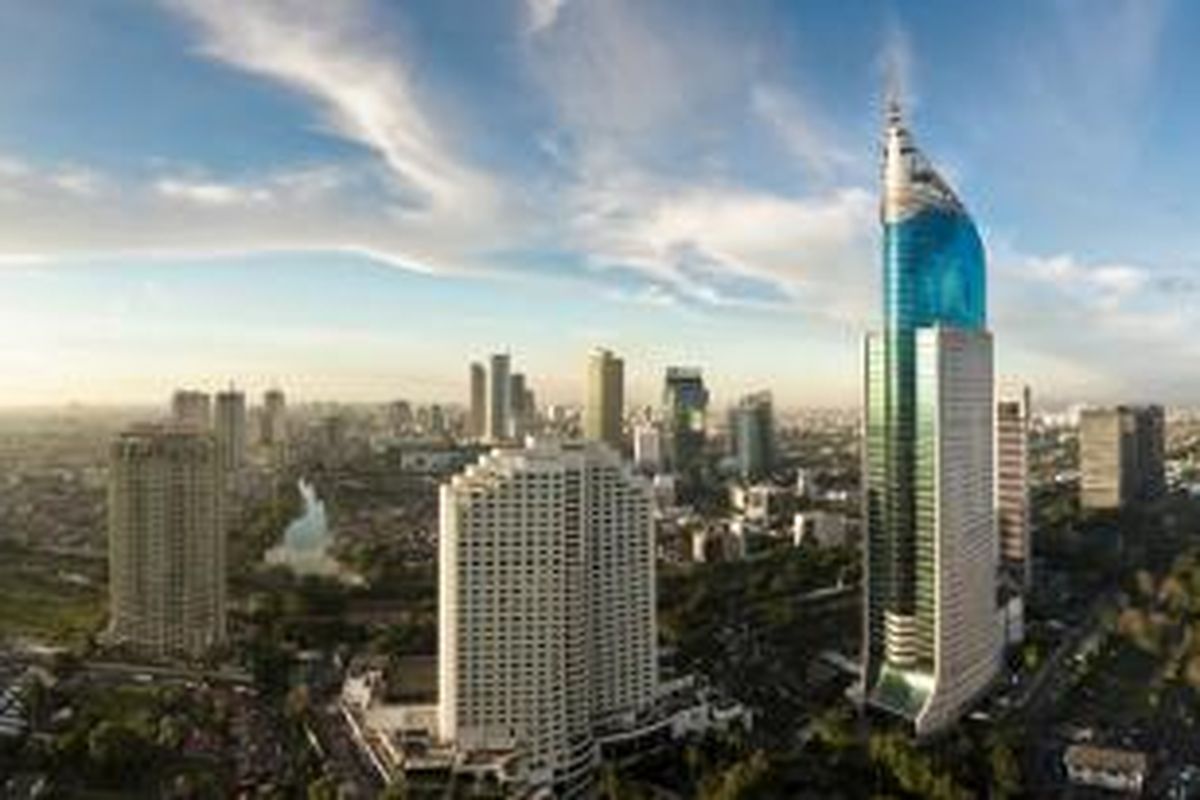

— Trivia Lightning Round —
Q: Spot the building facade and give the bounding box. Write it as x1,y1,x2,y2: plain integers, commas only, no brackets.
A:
861,103,1000,736
107,424,225,658
1079,405,1166,511
438,440,657,797
996,384,1032,591
584,348,625,452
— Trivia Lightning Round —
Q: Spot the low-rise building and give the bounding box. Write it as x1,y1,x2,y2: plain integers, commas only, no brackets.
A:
792,511,848,548
1063,744,1148,795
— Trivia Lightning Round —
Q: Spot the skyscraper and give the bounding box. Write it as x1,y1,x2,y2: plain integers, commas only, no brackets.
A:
107,424,225,658
469,362,486,439
438,440,657,796
487,353,511,443
261,388,287,447
731,391,775,482
584,348,625,452
662,368,708,481
862,103,1000,735
509,372,528,440
996,384,1032,591
1080,405,1165,511
171,389,211,430
214,388,247,473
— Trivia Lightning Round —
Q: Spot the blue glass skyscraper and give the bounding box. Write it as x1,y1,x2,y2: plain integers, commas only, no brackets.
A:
862,103,1000,735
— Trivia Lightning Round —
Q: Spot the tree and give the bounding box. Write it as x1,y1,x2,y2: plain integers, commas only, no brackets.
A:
307,775,338,800
988,738,1021,798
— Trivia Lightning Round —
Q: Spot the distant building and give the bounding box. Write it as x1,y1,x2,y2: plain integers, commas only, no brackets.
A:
468,362,486,439
214,388,247,473
692,526,745,563
663,368,709,482
439,440,657,797
427,404,446,437
633,424,663,474
486,353,511,443
261,388,287,447
508,372,528,440
649,474,677,514
793,511,848,548
1079,405,1166,511
171,389,211,429
730,391,774,481
731,484,781,523
390,399,414,436
996,384,1031,591
585,348,625,452
107,424,225,658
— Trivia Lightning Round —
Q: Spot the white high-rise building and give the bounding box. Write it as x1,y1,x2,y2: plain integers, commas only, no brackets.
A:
907,327,1000,734
438,440,657,797
215,388,247,473
633,424,663,473
107,424,225,658
486,353,511,443
996,383,1031,592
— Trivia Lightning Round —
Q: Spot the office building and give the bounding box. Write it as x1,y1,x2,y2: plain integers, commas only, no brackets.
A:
663,368,709,480
1080,405,1166,511
584,348,625,452
171,389,211,429
214,388,247,473
469,362,486,439
439,440,657,796
996,384,1032,591
487,353,511,443
261,388,287,447
107,424,225,658
861,102,1000,736
731,391,775,481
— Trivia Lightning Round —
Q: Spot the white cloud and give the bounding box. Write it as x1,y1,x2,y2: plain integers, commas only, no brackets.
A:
1018,254,1149,310
526,0,567,34
156,178,274,206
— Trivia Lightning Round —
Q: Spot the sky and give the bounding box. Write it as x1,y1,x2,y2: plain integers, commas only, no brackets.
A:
0,0,1197,409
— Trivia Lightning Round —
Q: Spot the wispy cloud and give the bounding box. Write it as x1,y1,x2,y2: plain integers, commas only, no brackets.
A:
751,85,858,183
168,0,498,222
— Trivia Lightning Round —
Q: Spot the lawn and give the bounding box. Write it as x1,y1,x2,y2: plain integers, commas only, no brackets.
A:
0,555,106,647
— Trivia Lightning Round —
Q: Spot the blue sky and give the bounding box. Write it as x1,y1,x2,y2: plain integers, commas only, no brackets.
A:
0,0,1195,408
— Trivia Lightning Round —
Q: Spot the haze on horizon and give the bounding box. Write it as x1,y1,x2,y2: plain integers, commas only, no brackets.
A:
0,0,1194,409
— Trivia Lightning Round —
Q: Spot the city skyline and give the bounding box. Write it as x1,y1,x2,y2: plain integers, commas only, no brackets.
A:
0,1,1194,407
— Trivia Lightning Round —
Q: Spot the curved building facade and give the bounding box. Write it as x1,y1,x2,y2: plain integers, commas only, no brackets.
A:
863,104,1000,736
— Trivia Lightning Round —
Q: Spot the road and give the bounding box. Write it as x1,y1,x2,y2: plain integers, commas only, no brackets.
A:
309,700,386,798
1003,589,1118,723
81,659,254,686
